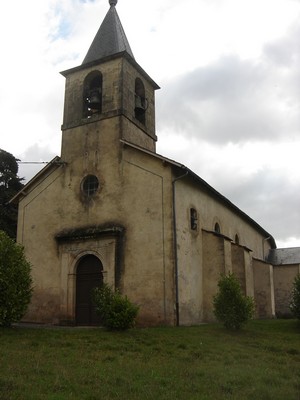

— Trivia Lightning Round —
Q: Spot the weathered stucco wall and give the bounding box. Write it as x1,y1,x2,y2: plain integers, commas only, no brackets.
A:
273,264,300,317
174,178,272,261
18,126,176,325
121,145,175,326
202,232,227,321
173,175,272,324
253,259,275,318
19,116,122,323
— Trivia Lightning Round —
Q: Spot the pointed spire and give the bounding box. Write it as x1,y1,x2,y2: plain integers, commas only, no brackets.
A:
82,0,134,65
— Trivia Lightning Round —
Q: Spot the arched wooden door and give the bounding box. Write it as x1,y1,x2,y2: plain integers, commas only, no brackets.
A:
75,255,103,326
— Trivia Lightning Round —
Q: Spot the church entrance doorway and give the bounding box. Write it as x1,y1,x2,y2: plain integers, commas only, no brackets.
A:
75,255,103,325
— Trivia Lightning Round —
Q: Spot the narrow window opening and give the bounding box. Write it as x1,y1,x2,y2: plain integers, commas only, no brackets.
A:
214,222,221,234
190,208,198,231
235,234,240,245
134,78,147,124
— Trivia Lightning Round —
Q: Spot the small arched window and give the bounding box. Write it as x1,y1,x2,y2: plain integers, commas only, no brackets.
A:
83,71,103,118
190,208,198,231
214,222,221,234
134,78,147,124
235,234,240,245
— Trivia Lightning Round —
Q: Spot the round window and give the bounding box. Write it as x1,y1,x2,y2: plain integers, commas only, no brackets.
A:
82,175,99,196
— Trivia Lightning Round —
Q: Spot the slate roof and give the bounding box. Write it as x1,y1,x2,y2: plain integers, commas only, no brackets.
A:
268,247,300,265
82,1,134,65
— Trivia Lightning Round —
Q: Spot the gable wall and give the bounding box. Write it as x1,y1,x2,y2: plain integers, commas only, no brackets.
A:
18,134,177,325
18,116,125,323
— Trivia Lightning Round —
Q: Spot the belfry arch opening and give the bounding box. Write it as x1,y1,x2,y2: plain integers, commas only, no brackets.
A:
134,78,147,124
75,254,103,325
83,71,103,118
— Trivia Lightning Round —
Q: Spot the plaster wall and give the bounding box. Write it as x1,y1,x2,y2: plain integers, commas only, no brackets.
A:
232,244,247,294
18,116,123,323
174,179,272,261
170,182,203,324
202,232,226,321
121,145,175,326
18,130,176,325
253,259,275,318
173,177,271,324
273,264,300,317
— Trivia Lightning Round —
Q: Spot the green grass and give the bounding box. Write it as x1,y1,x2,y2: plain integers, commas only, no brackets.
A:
0,320,299,399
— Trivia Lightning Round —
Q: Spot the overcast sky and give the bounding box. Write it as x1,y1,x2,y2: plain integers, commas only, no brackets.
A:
0,0,299,248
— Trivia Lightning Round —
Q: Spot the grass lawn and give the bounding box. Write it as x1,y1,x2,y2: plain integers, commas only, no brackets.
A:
0,319,299,400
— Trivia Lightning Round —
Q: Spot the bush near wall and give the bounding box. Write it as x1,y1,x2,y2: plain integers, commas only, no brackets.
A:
93,284,139,330
213,272,254,330
0,230,33,327
290,274,300,320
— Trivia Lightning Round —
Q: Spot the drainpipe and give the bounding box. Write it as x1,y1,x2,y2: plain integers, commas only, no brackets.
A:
172,168,188,326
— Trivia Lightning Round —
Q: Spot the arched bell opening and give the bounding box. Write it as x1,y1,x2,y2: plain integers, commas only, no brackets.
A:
134,78,147,125
83,71,103,118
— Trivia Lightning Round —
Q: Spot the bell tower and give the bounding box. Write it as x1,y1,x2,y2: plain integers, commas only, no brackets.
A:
60,0,160,163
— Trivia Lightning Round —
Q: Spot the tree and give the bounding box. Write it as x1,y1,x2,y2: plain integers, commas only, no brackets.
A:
0,230,33,327
0,149,24,239
213,272,255,330
290,274,300,320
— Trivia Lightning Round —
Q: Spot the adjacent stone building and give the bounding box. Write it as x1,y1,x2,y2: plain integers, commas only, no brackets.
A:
12,1,300,326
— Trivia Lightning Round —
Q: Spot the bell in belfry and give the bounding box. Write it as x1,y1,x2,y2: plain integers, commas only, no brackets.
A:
88,90,101,111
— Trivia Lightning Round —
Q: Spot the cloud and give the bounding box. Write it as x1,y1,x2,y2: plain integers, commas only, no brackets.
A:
221,167,300,239
17,144,58,183
157,48,299,144
154,22,300,246
1,0,299,248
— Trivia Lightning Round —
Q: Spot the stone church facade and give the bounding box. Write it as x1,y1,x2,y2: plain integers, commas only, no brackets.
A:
12,1,300,326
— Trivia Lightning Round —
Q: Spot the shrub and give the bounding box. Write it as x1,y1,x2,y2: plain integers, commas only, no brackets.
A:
290,274,300,320
93,283,139,330
213,272,254,330
0,231,33,327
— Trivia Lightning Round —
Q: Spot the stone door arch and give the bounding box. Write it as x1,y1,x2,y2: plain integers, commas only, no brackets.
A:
75,254,103,325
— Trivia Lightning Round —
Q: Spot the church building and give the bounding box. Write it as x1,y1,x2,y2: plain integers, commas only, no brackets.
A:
12,0,300,326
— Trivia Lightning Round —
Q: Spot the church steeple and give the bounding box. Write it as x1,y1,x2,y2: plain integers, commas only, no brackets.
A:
60,0,159,157
82,0,134,65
